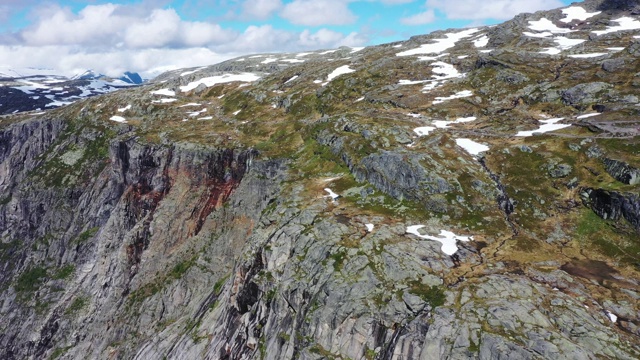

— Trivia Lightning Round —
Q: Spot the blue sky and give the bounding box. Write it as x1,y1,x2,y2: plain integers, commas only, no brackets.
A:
0,0,574,77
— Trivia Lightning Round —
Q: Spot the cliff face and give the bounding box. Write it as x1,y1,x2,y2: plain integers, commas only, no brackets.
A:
0,116,285,359
2,0,640,359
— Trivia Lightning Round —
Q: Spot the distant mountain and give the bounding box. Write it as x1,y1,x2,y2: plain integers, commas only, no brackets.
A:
120,71,143,85
0,69,144,115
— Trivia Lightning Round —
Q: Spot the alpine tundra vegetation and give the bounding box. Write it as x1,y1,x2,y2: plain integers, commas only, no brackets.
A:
1,0,640,359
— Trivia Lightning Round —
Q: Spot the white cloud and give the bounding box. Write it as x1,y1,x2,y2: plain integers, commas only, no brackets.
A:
0,45,234,78
21,5,235,49
224,25,295,52
280,0,357,26
401,9,436,25
298,28,344,47
124,9,182,48
0,3,368,79
22,4,126,46
241,0,283,20
425,0,564,20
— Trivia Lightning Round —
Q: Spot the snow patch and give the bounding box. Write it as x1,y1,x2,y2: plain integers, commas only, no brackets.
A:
281,59,305,63
540,47,562,55
560,7,601,23
474,36,489,48
187,108,207,117
523,31,554,38
324,188,339,201
110,115,126,123
528,18,574,34
433,90,473,104
180,73,261,92
414,126,436,136
456,138,489,156
433,116,477,129
431,61,463,80
285,75,299,84
365,224,374,232
117,104,131,112
398,79,429,85
325,65,355,83
233,110,241,116
151,88,175,96
568,53,608,58
516,118,570,137
397,28,479,56
152,98,177,103
406,226,472,255
576,113,601,119
606,311,617,323
179,103,201,107
592,17,640,36
555,36,586,49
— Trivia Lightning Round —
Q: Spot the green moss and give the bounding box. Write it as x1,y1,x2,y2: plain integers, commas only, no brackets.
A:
50,346,73,360
52,265,75,280
0,195,11,205
468,339,480,353
330,250,347,272
73,227,99,245
29,122,114,187
0,240,19,261
65,296,88,315
408,283,446,308
127,282,163,307
34,299,52,315
168,258,196,280
213,274,230,295
575,209,640,264
15,266,48,292
288,94,320,118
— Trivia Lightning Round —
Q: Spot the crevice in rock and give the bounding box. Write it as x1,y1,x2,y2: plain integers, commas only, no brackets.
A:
478,157,518,237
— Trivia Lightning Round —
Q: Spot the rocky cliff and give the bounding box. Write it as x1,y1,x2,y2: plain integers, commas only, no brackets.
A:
1,0,640,359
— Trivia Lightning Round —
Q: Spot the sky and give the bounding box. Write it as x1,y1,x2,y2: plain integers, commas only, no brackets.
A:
0,0,575,78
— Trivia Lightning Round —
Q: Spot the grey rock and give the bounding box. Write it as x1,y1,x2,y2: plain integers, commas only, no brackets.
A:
519,145,533,153
548,163,572,178
581,188,640,230
601,58,626,72
562,82,612,106
603,158,640,185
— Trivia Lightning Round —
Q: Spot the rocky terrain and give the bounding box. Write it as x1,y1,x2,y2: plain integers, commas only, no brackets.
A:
1,0,639,359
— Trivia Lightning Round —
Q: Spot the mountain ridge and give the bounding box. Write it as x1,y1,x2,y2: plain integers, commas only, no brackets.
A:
0,69,144,115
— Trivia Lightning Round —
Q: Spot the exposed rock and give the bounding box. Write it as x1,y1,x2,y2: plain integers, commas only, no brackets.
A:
562,82,613,107
548,163,572,178
603,158,640,185
581,188,640,230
